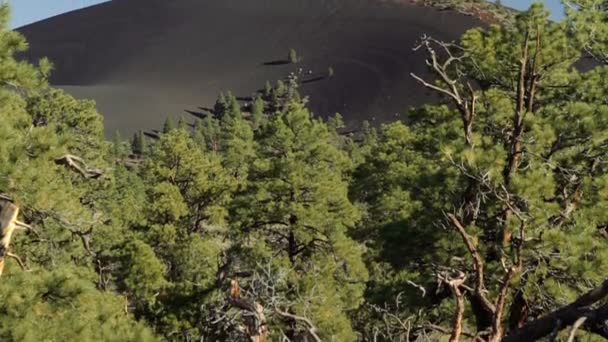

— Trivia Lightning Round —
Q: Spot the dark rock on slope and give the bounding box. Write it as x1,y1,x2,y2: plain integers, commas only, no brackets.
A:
18,0,486,135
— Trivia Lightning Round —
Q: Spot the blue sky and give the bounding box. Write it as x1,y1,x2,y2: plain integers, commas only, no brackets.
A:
8,0,565,29
502,0,564,20
8,0,109,28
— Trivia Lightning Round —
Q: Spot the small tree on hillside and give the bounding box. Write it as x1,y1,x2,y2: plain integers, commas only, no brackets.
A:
288,48,299,63
131,130,146,156
177,116,188,130
162,117,175,134
250,95,265,129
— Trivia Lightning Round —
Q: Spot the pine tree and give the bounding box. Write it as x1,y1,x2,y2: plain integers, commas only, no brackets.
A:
250,95,266,129
123,128,236,338
230,101,367,340
0,268,158,341
177,116,188,130
199,115,222,152
218,92,255,183
162,117,175,134
354,4,608,340
131,130,146,156
192,118,206,148
0,4,159,339
6,1,608,340
262,80,273,99
566,0,608,63
213,92,228,118
111,130,126,158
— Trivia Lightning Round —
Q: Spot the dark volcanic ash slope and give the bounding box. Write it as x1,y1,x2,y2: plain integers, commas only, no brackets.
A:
18,0,485,135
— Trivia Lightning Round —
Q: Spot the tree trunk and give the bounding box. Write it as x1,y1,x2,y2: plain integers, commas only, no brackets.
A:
0,202,20,277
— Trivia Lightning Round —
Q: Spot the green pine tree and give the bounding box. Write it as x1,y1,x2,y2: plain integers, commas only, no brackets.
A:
131,130,146,156
354,4,608,340
177,116,188,130
162,117,175,134
250,95,266,129
230,101,367,340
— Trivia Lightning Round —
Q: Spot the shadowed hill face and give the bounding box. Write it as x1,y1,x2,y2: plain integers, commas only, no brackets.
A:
18,0,485,135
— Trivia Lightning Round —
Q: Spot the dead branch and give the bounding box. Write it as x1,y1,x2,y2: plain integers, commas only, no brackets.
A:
411,35,477,145
225,263,327,342
6,252,27,271
447,213,495,314
407,279,427,298
55,154,103,179
0,202,29,277
369,293,417,340
227,291,268,342
448,276,466,342
566,316,587,342
227,278,268,342
34,209,99,256
275,309,322,342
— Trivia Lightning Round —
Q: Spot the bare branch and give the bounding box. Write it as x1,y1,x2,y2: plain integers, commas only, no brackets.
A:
411,72,462,104
275,309,322,342
447,213,496,314
55,154,103,179
369,293,417,340
448,276,466,342
6,252,27,271
411,35,476,145
0,202,28,277
566,316,587,342
407,279,427,298
225,264,325,342
227,291,268,342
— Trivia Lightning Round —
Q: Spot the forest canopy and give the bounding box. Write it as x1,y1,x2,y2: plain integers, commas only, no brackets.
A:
2,2,608,341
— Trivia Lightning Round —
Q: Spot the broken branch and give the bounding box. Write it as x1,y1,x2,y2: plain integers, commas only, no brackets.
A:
55,154,103,179
0,202,29,277
447,213,495,314
275,309,322,342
